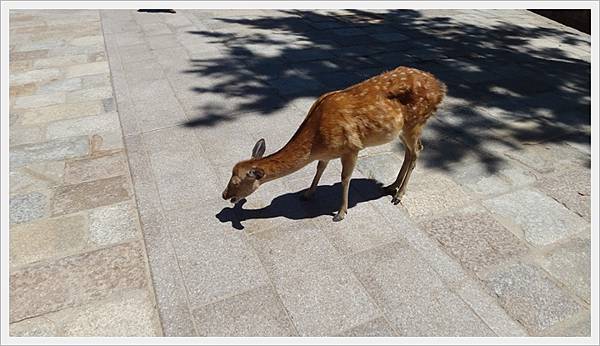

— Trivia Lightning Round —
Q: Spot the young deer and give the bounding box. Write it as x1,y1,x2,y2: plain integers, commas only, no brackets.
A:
222,66,446,221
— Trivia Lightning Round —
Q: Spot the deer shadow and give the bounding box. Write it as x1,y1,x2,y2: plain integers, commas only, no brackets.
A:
216,178,387,230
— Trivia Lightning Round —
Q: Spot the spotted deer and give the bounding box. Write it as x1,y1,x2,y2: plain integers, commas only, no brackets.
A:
222,66,447,221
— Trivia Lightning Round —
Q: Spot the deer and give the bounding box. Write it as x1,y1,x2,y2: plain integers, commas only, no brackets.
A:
222,66,447,221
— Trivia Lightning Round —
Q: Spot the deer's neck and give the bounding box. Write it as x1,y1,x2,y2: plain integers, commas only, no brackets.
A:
254,125,315,182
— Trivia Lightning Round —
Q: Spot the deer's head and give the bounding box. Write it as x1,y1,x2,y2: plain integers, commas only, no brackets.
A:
222,139,266,203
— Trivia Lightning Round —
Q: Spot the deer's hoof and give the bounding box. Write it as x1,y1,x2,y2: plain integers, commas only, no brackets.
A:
383,185,398,196
391,197,402,205
333,212,346,222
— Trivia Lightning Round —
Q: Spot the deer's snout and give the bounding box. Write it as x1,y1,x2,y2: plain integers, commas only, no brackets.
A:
222,189,229,200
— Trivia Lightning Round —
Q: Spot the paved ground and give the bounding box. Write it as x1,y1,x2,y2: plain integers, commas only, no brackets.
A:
8,10,160,336
9,9,591,337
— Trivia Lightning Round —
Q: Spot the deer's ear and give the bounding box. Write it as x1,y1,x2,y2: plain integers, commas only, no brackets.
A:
251,138,266,159
247,167,265,180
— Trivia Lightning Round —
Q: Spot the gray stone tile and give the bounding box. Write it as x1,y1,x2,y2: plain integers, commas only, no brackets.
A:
64,61,109,78
19,101,105,125
9,126,44,147
51,176,131,215
37,78,83,93
14,92,66,109
270,255,380,336
401,171,473,220
346,242,494,336
9,161,64,195
248,221,340,277
539,236,590,303
313,198,403,255
10,288,160,336
141,22,173,36
128,79,175,103
482,189,588,247
484,263,582,334
419,206,528,276
89,201,139,246
142,127,220,210
10,214,88,267
46,112,121,139
110,32,145,47
10,68,61,86
456,281,529,336
535,165,590,220
9,191,48,224
505,142,589,174
133,96,188,132
9,241,148,322
541,312,590,337
66,86,113,103
336,318,397,337
32,54,88,68
146,34,180,50
165,204,268,308
123,135,197,336
447,159,537,197
64,151,128,184
192,285,297,336
117,43,154,63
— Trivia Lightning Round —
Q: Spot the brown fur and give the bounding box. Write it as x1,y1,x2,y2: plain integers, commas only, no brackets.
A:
223,66,447,220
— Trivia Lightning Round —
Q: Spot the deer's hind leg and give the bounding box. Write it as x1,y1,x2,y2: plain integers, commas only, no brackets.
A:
333,151,358,222
386,125,425,205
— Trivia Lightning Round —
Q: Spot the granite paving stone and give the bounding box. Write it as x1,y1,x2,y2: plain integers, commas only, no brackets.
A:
269,256,380,336
45,8,591,337
46,112,121,139
19,100,105,125
9,191,49,224
535,165,591,220
482,189,588,247
10,68,61,85
64,61,109,78
63,152,128,184
142,127,220,210
9,126,45,147
10,289,159,336
66,85,113,103
14,92,66,108
10,241,148,322
9,161,65,194
37,77,83,93
538,237,590,303
336,318,397,337
192,285,297,336
419,205,528,276
346,241,494,336
51,175,131,215
89,201,139,246
165,204,269,308
484,263,582,334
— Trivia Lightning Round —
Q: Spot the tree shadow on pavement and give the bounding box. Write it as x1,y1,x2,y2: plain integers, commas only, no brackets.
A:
216,178,385,230
182,9,590,174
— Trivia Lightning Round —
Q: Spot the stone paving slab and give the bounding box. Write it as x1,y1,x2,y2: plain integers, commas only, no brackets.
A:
97,9,590,336
9,8,591,338
9,10,160,337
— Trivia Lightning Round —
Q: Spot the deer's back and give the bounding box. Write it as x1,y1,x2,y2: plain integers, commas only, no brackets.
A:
310,67,446,157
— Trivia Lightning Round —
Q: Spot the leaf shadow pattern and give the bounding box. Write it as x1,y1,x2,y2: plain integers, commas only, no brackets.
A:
181,9,590,175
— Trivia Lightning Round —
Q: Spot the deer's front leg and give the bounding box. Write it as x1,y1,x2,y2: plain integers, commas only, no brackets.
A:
302,160,329,200
333,152,358,222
